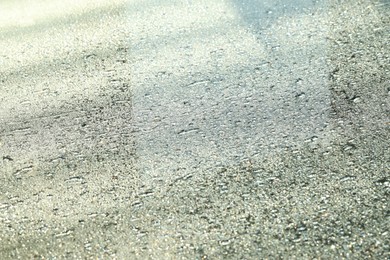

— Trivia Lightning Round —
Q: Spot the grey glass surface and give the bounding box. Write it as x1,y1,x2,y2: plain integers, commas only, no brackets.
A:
0,0,389,258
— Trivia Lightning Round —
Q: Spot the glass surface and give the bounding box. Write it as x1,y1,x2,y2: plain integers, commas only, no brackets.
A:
0,0,389,258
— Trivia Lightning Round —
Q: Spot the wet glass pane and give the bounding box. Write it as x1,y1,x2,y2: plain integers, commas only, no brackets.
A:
0,0,389,258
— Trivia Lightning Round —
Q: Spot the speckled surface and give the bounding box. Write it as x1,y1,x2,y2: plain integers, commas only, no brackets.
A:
0,0,389,258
